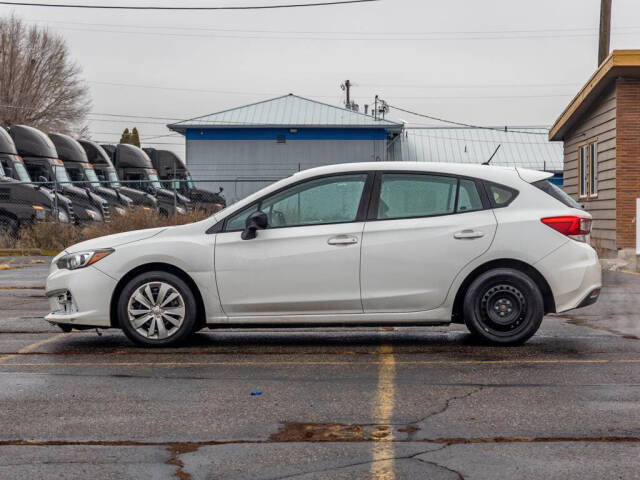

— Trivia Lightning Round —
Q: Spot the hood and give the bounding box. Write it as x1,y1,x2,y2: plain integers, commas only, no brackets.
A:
65,226,167,253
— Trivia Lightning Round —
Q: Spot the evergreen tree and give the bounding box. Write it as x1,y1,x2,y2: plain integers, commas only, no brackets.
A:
130,127,141,147
119,128,131,144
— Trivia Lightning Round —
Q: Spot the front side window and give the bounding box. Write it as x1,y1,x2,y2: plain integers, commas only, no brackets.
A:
25,163,50,183
579,141,598,199
107,171,121,188
225,203,259,231
224,174,368,231
261,174,367,227
377,173,458,220
147,172,163,190
52,164,71,184
84,168,101,187
13,162,31,182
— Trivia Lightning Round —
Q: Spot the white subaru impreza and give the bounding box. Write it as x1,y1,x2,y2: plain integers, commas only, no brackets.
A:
45,162,601,347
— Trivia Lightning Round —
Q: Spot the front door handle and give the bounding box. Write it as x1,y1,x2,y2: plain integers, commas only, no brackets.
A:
327,235,358,246
453,229,485,240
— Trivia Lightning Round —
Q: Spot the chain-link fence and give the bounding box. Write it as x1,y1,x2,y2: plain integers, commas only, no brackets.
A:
0,176,278,252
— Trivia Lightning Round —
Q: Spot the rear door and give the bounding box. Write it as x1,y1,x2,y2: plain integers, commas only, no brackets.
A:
361,172,497,313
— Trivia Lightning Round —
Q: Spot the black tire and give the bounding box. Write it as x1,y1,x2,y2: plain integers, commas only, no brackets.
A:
117,271,197,347
463,268,544,345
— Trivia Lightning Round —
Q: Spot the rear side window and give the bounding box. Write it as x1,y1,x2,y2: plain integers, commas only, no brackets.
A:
378,174,457,219
486,183,518,207
533,180,583,210
457,179,484,213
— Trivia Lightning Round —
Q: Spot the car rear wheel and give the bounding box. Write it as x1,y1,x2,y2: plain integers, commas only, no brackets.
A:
117,271,197,347
463,268,544,345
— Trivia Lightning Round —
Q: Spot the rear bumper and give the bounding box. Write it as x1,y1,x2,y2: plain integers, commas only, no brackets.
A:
534,240,602,313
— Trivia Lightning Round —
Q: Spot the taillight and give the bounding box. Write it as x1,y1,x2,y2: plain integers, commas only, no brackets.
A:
541,216,592,240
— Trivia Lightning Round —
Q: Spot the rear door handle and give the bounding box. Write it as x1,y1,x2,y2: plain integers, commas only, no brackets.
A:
327,235,358,246
453,229,485,239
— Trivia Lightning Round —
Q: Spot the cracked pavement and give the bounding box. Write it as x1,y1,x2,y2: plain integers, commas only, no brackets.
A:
0,261,639,479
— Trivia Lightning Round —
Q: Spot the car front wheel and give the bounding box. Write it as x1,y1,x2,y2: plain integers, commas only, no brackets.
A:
463,268,544,345
117,271,197,347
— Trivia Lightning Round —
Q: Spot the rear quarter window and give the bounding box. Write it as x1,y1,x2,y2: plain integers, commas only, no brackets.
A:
485,182,518,208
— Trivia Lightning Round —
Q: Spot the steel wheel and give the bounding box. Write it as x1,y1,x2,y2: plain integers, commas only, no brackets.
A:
127,281,186,340
463,268,544,345
478,284,527,337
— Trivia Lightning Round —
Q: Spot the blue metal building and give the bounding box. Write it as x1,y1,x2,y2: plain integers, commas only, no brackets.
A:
168,94,403,202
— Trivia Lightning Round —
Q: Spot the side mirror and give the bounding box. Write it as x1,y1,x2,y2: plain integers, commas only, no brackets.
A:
147,185,157,195
241,211,268,240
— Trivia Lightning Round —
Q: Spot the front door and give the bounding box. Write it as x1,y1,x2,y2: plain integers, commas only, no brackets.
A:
361,172,497,313
215,172,371,317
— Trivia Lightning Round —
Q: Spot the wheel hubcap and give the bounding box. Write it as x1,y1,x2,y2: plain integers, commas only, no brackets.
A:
127,281,185,340
479,284,527,335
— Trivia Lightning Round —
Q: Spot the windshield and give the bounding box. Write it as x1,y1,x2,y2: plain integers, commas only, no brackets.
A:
107,171,121,188
147,172,163,189
84,168,101,187
14,162,31,182
53,164,71,184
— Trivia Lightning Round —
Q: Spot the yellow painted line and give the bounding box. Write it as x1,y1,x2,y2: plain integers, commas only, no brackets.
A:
0,333,69,365
1,358,640,368
371,345,396,480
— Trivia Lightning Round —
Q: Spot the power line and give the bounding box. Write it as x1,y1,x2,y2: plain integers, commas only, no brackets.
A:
89,80,575,99
31,24,614,42
0,0,377,10
387,103,549,136
31,18,640,35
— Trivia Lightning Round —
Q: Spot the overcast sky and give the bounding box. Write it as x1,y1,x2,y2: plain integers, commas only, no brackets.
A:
3,0,640,157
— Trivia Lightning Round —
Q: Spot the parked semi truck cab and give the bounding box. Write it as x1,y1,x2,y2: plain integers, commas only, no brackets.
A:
78,140,158,212
144,147,226,213
0,126,73,231
49,133,133,217
8,125,107,224
102,143,190,216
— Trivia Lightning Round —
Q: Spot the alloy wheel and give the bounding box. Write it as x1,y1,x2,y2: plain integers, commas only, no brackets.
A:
127,281,185,340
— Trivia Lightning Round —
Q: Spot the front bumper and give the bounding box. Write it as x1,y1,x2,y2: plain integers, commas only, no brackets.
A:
535,240,602,313
45,264,117,328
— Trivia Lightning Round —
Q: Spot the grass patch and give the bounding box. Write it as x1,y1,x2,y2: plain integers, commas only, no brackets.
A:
0,208,211,252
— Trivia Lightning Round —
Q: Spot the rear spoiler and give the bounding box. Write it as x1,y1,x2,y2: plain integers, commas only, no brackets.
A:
515,167,553,184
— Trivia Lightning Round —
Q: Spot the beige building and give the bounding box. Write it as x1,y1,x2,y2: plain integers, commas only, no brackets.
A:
550,50,640,257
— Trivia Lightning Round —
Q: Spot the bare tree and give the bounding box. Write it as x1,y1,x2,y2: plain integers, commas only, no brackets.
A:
0,15,91,136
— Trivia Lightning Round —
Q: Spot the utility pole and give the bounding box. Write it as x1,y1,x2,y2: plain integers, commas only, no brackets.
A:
344,80,351,105
598,0,612,66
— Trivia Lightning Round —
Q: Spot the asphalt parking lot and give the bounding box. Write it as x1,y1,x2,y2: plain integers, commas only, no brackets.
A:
0,255,639,479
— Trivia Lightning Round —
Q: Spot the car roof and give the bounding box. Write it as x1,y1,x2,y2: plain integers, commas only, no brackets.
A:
213,161,551,222
290,161,544,184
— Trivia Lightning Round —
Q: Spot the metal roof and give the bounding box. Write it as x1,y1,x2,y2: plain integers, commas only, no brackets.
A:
401,127,563,171
168,94,403,133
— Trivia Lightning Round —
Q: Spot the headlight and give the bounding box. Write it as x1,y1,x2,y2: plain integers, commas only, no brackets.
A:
85,209,98,220
58,209,69,223
56,249,114,270
32,205,46,220
176,206,186,215
114,207,127,216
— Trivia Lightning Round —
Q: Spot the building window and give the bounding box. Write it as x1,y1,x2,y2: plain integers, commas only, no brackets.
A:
578,141,598,199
